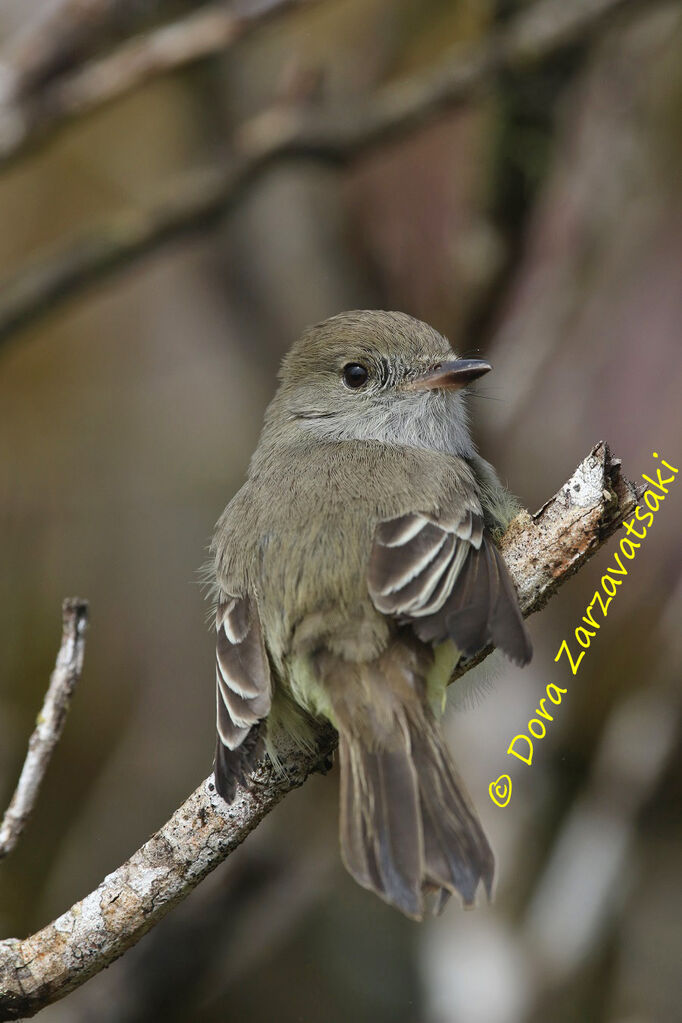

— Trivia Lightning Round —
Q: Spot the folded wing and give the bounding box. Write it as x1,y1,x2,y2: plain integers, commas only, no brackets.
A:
368,508,531,666
214,594,272,802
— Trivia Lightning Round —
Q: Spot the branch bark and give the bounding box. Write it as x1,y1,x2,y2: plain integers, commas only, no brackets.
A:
0,0,644,352
0,442,637,1021
0,599,88,860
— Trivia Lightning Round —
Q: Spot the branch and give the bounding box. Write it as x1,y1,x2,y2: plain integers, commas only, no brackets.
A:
0,0,644,351
0,443,637,1020
0,0,321,169
0,598,88,861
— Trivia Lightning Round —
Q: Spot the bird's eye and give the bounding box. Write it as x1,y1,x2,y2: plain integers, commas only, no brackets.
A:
342,363,369,389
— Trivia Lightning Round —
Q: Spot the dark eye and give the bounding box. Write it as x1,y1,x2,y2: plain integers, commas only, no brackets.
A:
342,363,369,389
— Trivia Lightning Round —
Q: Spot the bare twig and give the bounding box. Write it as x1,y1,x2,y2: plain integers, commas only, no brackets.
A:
0,598,88,861
0,0,645,351
0,165,229,348
0,444,636,1021
0,0,321,166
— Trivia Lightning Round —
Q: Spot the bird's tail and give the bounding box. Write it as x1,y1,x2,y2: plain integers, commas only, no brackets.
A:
338,707,493,920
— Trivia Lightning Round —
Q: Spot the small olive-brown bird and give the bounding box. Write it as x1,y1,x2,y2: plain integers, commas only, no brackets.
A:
210,310,531,919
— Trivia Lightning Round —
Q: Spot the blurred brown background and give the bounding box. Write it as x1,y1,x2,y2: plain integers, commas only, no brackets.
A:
0,1,680,1021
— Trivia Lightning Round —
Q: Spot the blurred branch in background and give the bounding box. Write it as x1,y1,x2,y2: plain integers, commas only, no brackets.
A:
523,683,680,986
0,0,643,352
0,599,88,861
0,0,217,100
0,0,321,169
0,444,636,1022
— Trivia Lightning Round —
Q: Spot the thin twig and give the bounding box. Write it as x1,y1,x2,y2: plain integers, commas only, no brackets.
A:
0,444,637,1021
0,0,645,352
0,598,88,861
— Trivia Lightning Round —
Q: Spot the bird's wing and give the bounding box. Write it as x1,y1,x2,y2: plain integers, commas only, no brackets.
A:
214,593,272,802
368,507,531,666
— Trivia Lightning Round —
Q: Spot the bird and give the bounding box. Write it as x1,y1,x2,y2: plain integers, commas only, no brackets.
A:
209,309,531,920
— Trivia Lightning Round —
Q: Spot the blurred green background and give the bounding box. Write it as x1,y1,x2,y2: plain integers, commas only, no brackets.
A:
0,1,681,1021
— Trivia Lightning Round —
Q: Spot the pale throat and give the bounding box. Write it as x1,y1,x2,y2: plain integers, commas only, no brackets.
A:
298,391,476,459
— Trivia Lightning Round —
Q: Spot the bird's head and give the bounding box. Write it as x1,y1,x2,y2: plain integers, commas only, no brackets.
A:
262,310,491,459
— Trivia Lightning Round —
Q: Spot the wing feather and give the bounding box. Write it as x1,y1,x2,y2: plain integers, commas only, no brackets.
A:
368,507,531,666
214,594,272,802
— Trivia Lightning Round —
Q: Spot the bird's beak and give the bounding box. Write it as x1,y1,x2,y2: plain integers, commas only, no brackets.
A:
406,358,492,391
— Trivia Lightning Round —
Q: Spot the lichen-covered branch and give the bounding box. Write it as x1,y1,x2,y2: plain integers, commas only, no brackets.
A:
0,598,88,860
0,725,337,1023
0,0,644,351
0,443,637,1021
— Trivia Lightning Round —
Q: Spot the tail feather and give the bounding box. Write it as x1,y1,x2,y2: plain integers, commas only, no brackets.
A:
339,712,493,919
411,717,494,905
339,738,383,894
340,730,423,919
